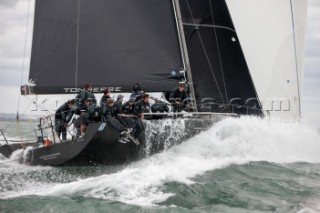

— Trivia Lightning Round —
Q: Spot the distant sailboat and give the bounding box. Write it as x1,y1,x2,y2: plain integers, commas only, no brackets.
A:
0,0,307,166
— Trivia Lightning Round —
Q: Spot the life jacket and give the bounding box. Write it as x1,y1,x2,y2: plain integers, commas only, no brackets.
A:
44,138,52,147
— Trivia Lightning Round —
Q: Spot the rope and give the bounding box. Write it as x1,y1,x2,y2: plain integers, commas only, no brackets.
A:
185,0,226,104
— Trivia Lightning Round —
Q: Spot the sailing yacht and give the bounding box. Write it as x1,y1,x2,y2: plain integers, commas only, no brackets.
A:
0,0,307,166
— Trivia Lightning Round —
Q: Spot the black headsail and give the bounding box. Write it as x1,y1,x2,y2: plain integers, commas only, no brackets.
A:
179,0,262,114
27,0,183,94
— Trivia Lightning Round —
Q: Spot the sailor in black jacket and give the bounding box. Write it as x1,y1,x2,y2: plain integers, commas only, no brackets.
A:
79,99,97,137
55,100,73,141
122,98,135,115
113,94,124,115
103,99,130,135
170,83,187,112
100,89,111,106
130,83,144,102
151,98,169,113
75,84,97,105
133,94,150,119
132,94,150,138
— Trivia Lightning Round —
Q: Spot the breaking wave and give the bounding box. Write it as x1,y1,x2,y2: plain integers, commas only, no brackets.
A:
1,116,319,206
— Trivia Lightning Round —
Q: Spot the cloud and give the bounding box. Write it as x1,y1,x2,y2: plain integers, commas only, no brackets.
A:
308,0,320,7
0,0,19,8
300,0,320,128
0,0,33,87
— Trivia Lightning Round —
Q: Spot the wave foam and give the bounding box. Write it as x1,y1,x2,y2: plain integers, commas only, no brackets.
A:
1,116,319,206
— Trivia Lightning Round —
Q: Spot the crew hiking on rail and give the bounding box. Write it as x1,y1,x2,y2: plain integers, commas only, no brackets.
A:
54,83,191,141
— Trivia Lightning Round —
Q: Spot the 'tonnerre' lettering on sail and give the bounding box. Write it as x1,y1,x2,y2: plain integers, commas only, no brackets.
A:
63,87,122,93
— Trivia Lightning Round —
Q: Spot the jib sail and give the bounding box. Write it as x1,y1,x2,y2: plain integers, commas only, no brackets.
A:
179,0,261,114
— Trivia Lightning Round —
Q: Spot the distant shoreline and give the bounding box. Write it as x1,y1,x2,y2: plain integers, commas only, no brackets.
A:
0,118,37,122
0,113,38,122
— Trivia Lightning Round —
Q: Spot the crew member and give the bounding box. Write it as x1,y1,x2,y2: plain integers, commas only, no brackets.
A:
119,97,136,130
55,100,73,141
76,84,97,106
100,89,111,106
104,99,131,136
133,94,150,138
151,98,169,113
113,94,124,115
133,94,150,119
122,98,135,115
79,99,95,137
150,98,170,119
130,83,144,102
170,83,187,112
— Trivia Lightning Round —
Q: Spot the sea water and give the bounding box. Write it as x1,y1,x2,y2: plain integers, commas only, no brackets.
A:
0,117,320,213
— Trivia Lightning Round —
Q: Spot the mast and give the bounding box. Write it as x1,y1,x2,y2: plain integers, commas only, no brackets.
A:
172,0,197,111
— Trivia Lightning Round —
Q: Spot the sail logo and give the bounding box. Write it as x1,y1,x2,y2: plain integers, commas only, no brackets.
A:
63,87,122,93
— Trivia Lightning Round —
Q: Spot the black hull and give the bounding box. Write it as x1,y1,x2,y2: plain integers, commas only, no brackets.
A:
1,116,224,166
0,144,22,158
28,122,121,166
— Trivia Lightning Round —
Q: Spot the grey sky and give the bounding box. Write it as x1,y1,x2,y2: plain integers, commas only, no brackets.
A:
0,0,319,128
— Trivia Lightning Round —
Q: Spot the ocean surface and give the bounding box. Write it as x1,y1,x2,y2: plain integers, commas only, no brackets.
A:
0,117,320,213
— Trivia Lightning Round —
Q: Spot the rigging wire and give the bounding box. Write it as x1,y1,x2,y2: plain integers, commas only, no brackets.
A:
289,0,302,118
209,0,230,112
15,0,32,145
17,0,32,115
185,0,226,104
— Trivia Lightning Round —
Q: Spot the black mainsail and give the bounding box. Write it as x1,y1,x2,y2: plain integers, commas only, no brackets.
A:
29,0,183,94
179,0,261,114
25,0,261,114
